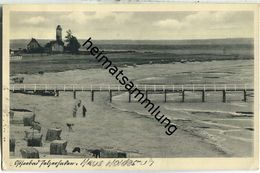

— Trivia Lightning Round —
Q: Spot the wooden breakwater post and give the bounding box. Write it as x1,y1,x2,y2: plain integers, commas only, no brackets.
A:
145,90,148,99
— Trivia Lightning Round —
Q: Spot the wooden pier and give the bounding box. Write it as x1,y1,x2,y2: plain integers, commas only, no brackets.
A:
10,84,254,103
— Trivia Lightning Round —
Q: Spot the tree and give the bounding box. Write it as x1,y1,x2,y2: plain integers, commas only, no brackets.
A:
65,30,81,53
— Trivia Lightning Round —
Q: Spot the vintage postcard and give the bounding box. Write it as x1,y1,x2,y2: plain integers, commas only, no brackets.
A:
2,4,259,170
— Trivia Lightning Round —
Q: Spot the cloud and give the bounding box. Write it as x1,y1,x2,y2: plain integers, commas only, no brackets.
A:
60,12,89,24
20,16,46,25
153,12,215,30
153,11,253,33
184,11,237,27
60,11,133,25
10,11,253,40
153,19,182,29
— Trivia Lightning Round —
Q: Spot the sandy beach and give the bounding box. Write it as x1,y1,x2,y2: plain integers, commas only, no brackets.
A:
10,60,254,158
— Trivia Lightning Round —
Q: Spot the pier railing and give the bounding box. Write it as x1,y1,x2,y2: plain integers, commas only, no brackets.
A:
10,83,253,103
10,83,253,92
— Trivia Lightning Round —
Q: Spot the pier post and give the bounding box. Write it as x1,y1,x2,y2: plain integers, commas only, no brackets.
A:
128,91,131,102
145,90,148,99
222,90,226,103
243,90,247,102
109,90,112,103
202,90,205,102
182,91,185,102
91,91,94,102
164,90,167,102
73,91,76,99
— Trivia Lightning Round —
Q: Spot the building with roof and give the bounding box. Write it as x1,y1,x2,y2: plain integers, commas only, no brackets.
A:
27,38,42,53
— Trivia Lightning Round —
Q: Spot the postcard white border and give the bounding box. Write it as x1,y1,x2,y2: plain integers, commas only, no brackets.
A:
2,4,259,170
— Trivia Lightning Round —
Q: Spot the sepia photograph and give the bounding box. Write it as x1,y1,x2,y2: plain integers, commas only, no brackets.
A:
2,4,259,170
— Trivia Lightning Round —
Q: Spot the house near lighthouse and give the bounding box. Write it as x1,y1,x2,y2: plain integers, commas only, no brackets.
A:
27,38,43,53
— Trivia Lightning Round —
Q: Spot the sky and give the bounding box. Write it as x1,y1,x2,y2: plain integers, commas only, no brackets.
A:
10,11,254,40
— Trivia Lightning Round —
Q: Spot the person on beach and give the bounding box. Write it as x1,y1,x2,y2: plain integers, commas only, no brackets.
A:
77,100,81,107
72,104,77,118
72,99,85,118
72,99,81,118
82,105,87,117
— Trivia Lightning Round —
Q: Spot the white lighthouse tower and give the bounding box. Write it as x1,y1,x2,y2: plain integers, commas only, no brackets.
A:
56,25,62,42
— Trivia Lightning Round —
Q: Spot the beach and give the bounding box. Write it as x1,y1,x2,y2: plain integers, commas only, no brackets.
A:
10,60,254,158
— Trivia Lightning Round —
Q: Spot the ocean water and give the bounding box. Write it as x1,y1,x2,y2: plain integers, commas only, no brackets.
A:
10,38,253,56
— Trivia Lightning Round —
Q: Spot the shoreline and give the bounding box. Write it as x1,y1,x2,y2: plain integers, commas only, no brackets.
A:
110,91,253,156
9,60,254,158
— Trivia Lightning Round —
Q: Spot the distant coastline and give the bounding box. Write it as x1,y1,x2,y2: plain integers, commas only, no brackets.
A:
10,38,253,49
10,38,254,75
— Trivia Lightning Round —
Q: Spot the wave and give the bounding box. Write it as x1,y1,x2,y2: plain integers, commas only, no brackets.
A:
110,101,252,156
163,106,242,116
109,102,152,118
182,127,231,156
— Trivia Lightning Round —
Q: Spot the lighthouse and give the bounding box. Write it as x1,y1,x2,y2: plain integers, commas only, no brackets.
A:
45,25,64,53
56,25,62,42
